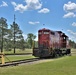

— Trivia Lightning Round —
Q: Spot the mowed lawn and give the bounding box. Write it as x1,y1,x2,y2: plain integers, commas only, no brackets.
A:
4,48,32,54
0,56,76,75
0,55,35,63
0,49,34,63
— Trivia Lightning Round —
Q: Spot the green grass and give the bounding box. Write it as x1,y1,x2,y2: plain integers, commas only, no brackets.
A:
3,48,32,54
0,48,33,63
0,55,35,63
0,56,76,75
5,55,35,61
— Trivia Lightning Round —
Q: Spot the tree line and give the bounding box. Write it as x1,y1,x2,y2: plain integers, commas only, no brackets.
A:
0,17,36,53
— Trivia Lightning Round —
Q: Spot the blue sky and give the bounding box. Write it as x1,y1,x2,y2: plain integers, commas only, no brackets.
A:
0,0,76,42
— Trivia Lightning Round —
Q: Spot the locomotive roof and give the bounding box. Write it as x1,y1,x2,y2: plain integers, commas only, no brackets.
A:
56,31,68,37
38,28,50,31
56,31,62,33
62,33,68,37
38,28,68,37
38,28,55,33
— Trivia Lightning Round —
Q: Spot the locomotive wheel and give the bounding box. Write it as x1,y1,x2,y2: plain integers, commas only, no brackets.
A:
52,51,58,58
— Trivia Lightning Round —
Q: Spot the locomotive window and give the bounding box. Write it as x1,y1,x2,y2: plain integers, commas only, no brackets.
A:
64,37,66,39
44,32,49,34
39,32,42,34
51,32,55,35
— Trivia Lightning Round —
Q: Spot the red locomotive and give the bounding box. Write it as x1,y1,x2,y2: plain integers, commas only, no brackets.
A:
33,28,71,58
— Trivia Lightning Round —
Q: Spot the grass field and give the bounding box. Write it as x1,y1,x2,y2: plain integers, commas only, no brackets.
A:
0,56,76,75
0,49,34,63
0,49,33,62
0,48,76,63
3,48,32,54
0,48,76,75
0,55,35,63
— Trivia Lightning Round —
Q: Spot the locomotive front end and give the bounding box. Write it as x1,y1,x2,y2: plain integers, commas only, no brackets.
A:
33,28,51,57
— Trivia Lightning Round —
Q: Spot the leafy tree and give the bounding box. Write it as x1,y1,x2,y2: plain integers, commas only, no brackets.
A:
0,17,8,52
27,33,36,48
16,38,25,50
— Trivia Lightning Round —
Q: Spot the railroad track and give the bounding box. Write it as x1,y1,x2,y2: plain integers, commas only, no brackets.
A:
0,58,40,67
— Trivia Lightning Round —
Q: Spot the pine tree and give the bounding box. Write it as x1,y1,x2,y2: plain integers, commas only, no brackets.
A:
0,17,8,53
10,22,24,53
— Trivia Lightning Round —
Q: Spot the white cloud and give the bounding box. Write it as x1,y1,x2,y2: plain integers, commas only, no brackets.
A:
11,0,42,13
25,0,42,10
63,12,76,18
11,2,27,13
29,21,40,25
11,2,16,6
0,1,8,7
67,30,76,42
38,8,50,13
63,1,76,12
63,1,76,18
67,30,76,35
72,22,76,26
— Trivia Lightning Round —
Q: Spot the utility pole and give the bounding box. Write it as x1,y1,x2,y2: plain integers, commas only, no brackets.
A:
13,14,16,53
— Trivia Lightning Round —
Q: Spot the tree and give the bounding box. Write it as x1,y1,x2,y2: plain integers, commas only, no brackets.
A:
9,22,24,53
0,17,8,53
69,40,76,48
27,33,36,48
4,32,13,51
16,38,25,50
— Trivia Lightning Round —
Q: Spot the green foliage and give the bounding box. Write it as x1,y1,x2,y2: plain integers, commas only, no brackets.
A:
0,17,8,52
69,40,76,48
10,22,23,40
0,17,25,53
7,21,25,53
16,39,25,50
0,17,37,53
26,33,36,48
